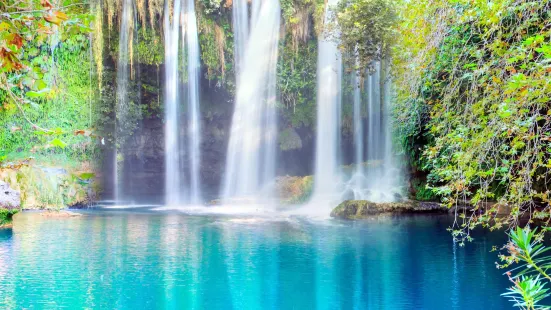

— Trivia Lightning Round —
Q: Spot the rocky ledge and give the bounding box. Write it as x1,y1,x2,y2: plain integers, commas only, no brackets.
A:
0,181,20,227
330,200,448,219
0,180,20,210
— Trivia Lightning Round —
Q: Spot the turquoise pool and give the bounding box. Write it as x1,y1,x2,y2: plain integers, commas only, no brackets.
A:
0,210,511,309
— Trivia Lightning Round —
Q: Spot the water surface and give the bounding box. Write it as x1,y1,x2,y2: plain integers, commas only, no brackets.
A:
0,210,511,309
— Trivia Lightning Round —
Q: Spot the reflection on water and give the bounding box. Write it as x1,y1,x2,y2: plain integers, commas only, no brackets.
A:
0,211,511,309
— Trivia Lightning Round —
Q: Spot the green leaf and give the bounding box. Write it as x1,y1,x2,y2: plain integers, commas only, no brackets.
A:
78,172,95,180
50,138,67,149
35,80,47,91
26,89,50,98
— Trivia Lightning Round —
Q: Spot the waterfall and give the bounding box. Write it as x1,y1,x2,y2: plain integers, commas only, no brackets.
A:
367,62,381,162
232,0,248,76
164,0,202,206
352,64,364,190
222,0,281,203
346,60,401,202
184,0,202,204
310,0,343,204
163,0,182,206
114,0,133,202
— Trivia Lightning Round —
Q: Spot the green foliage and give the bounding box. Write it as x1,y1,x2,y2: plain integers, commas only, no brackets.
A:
503,276,550,310
198,17,234,89
333,0,397,68
199,0,225,15
411,178,439,201
277,38,318,127
0,0,98,163
394,0,551,240
0,209,18,226
499,227,551,310
135,29,164,65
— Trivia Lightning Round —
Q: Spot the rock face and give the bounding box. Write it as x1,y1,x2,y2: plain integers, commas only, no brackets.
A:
330,200,448,219
0,181,20,210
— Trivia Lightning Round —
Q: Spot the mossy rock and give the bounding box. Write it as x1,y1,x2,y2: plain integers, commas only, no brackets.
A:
330,200,448,219
1,166,97,210
275,175,313,205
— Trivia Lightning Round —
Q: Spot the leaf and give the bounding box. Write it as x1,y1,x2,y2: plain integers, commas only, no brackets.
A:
44,13,61,25
25,89,50,98
35,80,47,91
40,0,54,9
0,22,10,31
50,138,66,149
0,47,23,71
54,11,69,21
8,33,24,49
78,172,95,180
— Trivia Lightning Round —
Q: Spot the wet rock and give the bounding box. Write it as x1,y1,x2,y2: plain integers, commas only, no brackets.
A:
279,128,303,151
330,200,448,219
0,181,20,210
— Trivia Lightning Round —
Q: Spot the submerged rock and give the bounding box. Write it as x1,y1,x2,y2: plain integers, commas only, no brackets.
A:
40,210,82,218
330,200,448,219
0,181,20,210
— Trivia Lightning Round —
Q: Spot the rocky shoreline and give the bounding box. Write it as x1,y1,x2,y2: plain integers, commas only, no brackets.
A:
330,200,449,219
330,199,513,220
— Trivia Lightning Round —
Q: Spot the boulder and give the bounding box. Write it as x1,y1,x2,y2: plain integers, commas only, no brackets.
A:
0,181,20,210
279,128,303,151
330,200,448,219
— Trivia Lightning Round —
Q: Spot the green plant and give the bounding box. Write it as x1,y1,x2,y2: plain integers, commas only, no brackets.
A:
412,179,439,201
503,276,550,310
0,209,18,226
500,227,551,310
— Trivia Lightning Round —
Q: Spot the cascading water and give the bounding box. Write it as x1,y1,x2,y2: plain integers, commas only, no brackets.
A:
163,0,182,206
310,0,343,205
163,0,202,206
232,0,248,75
345,60,401,202
352,64,364,191
222,0,281,204
114,0,133,202
184,0,202,204
367,62,381,162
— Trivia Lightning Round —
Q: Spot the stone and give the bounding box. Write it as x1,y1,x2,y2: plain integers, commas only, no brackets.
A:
279,128,303,151
0,181,20,210
40,210,82,218
330,200,448,219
